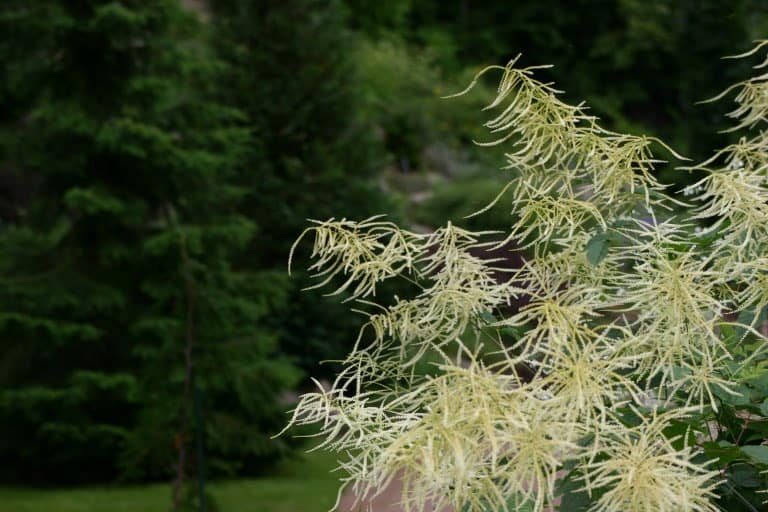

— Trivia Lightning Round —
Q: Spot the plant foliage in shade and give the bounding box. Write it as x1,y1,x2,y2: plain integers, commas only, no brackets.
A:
0,0,299,483
348,0,768,187
285,42,768,511
208,0,397,377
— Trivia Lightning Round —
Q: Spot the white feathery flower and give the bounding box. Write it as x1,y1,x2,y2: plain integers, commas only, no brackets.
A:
284,42,768,512
581,409,721,512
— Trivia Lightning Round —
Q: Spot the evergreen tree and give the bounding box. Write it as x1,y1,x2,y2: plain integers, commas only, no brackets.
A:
209,0,394,375
0,0,299,484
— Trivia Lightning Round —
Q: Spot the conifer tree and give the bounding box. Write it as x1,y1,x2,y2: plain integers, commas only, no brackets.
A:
0,0,299,483
209,0,394,374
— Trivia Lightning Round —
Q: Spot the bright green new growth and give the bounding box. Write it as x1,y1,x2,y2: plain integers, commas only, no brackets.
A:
285,42,768,511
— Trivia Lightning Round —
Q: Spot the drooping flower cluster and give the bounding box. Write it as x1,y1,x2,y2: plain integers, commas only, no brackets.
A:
582,409,720,512
284,41,768,511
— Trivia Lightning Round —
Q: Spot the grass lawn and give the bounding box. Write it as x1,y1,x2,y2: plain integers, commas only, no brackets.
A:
0,450,341,512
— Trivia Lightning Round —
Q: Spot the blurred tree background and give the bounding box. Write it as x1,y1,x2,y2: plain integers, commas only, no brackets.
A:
0,0,766,502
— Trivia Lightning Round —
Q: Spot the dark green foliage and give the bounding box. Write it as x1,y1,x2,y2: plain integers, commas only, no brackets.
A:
348,0,768,187
211,0,391,262
1,0,767,491
209,0,394,377
410,178,517,232
343,0,412,35
677,312,768,511
0,0,299,483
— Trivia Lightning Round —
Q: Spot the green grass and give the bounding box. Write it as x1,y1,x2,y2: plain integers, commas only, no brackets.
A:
0,450,341,512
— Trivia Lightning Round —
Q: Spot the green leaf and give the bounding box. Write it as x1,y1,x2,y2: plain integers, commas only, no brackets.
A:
741,445,768,465
585,232,610,266
503,493,535,512
760,398,768,417
501,325,527,340
713,383,751,406
662,418,697,450
720,323,739,346
702,440,743,466
556,483,591,511
479,310,497,324
742,363,768,389
734,306,768,343
729,463,763,488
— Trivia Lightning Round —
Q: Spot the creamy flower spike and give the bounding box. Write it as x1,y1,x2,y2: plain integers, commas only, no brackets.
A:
285,41,768,511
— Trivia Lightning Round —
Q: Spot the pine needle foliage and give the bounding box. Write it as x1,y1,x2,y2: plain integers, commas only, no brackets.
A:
286,41,768,511
0,0,301,483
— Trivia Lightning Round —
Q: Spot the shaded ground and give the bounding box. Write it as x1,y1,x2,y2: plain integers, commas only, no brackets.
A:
339,470,561,512
339,471,451,512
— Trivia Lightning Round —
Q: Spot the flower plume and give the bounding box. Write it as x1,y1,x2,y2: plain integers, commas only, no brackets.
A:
284,41,768,511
